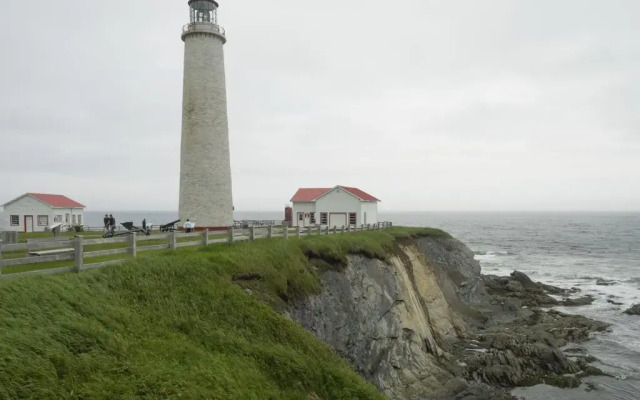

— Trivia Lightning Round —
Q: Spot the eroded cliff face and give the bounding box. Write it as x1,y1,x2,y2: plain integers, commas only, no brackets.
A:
288,235,608,400
289,238,478,400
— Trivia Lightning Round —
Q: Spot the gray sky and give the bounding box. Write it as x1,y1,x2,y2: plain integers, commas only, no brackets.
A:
0,0,638,212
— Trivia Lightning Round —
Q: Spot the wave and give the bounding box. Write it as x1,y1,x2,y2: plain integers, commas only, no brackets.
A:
474,250,516,256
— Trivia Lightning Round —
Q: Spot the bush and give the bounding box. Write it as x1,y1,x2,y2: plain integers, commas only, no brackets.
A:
67,225,84,233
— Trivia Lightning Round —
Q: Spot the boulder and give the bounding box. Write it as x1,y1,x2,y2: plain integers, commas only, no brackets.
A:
596,279,618,286
562,296,595,307
624,304,640,315
506,281,523,293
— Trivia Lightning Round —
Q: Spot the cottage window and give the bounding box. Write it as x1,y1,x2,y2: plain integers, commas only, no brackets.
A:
310,213,316,224
10,215,19,226
349,213,357,225
320,213,328,225
298,213,303,221
72,215,77,225
38,215,49,226
65,214,70,223
54,215,62,223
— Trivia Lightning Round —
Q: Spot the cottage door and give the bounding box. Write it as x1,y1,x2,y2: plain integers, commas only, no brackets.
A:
329,213,347,229
24,216,34,233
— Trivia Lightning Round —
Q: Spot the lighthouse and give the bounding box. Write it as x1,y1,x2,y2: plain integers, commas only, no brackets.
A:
179,0,233,229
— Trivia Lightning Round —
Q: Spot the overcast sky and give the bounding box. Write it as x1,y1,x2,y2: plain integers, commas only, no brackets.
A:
0,0,638,212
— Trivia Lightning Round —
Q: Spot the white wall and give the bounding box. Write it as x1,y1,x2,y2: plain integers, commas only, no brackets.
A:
291,189,380,228
316,189,363,226
52,207,85,228
2,196,52,232
291,202,316,227
361,202,379,225
0,196,84,232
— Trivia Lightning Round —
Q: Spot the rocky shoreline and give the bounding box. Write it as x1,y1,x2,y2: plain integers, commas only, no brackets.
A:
289,235,613,400
455,272,610,398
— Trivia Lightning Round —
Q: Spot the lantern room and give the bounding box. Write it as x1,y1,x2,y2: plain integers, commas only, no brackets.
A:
188,0,219,24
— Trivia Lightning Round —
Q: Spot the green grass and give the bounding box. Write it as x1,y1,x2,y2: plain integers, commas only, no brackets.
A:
0,230,446,399
1,227,451,277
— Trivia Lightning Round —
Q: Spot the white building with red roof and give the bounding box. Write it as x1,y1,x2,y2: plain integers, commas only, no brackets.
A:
1,193,85,233
289,186,380,228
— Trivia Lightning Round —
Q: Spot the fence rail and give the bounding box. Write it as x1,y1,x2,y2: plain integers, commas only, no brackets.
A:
0,222,393,279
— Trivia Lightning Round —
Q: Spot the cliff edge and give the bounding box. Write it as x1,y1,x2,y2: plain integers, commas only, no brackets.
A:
288,232,609,400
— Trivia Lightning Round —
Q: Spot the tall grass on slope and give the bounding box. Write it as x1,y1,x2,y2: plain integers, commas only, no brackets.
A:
0,228,447,399
0,234,403,399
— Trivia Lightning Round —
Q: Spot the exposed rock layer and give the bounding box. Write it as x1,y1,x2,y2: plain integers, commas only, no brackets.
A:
289,236,609,400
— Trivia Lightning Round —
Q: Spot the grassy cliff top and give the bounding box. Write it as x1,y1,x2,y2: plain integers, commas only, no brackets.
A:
0,227,450,399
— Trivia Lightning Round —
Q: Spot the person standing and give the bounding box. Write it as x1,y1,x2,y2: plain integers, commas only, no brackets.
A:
103,214,110,234
109,214,116,232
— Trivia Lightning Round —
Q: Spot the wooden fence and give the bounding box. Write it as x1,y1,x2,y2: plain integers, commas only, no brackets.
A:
0,222,393,279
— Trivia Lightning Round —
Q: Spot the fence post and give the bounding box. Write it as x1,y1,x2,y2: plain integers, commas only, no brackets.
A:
169,231,177,250
74,235,83,272
0,239,3,276
347,225,352,233
250,226,255,241
202,230,209,246
307,227,312,237
297,226,302,238
284,226,289,239
317,226,321,236
268,225,273,239
332,226,337,235
340,226,345,234
129,233,137,258
325,226,329,235
228,227,234,244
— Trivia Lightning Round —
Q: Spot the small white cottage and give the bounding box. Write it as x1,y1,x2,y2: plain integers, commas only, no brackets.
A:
1,193,86,233
290,186,380,228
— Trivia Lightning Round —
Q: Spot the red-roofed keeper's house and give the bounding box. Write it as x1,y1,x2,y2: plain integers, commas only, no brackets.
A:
289,186,380,228
1,193,86,233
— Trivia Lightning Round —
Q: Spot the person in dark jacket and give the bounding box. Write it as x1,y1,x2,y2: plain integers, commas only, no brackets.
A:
103,214,110,233
109,214,116,231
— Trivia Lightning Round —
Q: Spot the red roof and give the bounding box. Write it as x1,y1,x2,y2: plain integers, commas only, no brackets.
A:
290,186,380,202
341,186,380,202
290,188,332,202
28,193,85,208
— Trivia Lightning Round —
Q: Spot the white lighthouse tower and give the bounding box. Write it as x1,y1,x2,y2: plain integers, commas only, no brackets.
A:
179,0,233,229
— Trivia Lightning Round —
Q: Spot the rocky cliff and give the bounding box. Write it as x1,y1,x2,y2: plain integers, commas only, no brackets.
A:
289,235,608,400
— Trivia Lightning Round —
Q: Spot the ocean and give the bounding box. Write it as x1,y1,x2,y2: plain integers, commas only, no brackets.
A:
3,210,639,399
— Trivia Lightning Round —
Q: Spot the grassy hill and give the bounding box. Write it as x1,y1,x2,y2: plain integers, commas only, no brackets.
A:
0,228,449,399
